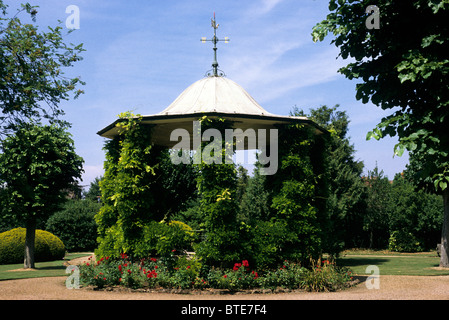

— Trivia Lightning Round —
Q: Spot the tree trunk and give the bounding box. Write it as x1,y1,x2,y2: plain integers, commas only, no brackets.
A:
440,189,449,267
24,217,36,269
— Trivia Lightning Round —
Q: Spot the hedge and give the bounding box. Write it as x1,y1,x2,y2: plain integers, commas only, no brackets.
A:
0,228,65,265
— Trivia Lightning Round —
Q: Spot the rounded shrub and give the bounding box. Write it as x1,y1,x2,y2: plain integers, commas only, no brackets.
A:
46,200,100,252
0,228,65,265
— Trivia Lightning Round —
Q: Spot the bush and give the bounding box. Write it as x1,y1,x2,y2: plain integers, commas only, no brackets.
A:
300,259,353,292
46,200,100,252
0,227,65,264
96,220,197,260
388,230,424,253
79,256,354,293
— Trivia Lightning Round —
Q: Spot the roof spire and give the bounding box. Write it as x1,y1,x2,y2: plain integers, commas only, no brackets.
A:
201,13,229,77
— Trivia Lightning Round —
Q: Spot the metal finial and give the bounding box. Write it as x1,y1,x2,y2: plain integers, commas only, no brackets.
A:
201,13,229,77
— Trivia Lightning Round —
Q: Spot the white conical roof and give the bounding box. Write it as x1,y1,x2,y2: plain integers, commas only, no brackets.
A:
159,76,273,116
98,75,326,144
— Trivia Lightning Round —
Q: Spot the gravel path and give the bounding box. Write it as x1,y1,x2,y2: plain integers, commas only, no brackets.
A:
1,274,449,300
2,254,449,300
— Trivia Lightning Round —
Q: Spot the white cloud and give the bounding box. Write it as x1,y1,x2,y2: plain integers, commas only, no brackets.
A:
82,165,104,186
256,0,284,15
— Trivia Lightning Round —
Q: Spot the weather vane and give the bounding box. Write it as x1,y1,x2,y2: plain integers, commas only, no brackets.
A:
201,12,229,77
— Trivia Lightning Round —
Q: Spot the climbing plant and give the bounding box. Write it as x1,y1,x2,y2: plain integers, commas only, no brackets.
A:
263,123,328,265
95,112,164,259
194,117,243,268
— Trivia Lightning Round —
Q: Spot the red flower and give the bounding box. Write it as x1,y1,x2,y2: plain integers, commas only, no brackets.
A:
147,270,158,278
242,260,249,267
223,275,228,278
186,266,190,269
150,258,157,262
233,263,242,271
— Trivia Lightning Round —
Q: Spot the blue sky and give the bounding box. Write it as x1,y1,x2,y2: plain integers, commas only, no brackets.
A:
4,0,409,187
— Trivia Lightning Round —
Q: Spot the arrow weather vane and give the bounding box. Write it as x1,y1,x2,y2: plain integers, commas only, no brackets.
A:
201,12,229,77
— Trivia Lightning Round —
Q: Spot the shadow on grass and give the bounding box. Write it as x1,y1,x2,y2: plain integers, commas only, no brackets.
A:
337,257,390,268
35,265,66,271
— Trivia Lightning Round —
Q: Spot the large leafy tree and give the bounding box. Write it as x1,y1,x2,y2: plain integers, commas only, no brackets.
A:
0,123,84,268
0,1,85,135
313,0,449,266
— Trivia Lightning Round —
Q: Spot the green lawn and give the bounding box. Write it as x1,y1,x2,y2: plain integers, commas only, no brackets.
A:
337,250,449,276
0,252,92,281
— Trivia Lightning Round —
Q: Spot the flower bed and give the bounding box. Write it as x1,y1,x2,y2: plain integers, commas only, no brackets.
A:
79,254,355,293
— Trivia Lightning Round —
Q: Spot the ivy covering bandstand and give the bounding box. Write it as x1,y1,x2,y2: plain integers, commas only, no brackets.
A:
96,16,330,268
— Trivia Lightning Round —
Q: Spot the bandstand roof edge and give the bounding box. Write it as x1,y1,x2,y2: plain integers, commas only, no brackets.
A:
97,76,328,149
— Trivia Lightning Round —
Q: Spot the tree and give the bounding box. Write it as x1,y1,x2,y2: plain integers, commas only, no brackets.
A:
0,1,85,135
0,123,84,268
313,0,449,266
83,176,102,202
388,173,443,252
293,105,368,252
363,166,393,249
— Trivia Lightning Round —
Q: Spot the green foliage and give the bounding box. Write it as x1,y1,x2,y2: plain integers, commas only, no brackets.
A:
194,117,242,267
388,173,443,251
243,220,287,269
363,167,393,249
263,123,327,265
134,221,196,258
358,167,443,251
388,230,423,253
96,112,197,259
0,227,65,264
79,256,353,292
83,177,102,202
292,105,367,254
0,123,84,222
95,112,163,258
300,259,353,292
312,0,449,193
0,1,85,135
45,200,100,252
239,168,270,225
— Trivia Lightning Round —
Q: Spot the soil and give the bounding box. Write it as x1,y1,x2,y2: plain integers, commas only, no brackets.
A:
1,254,449,300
